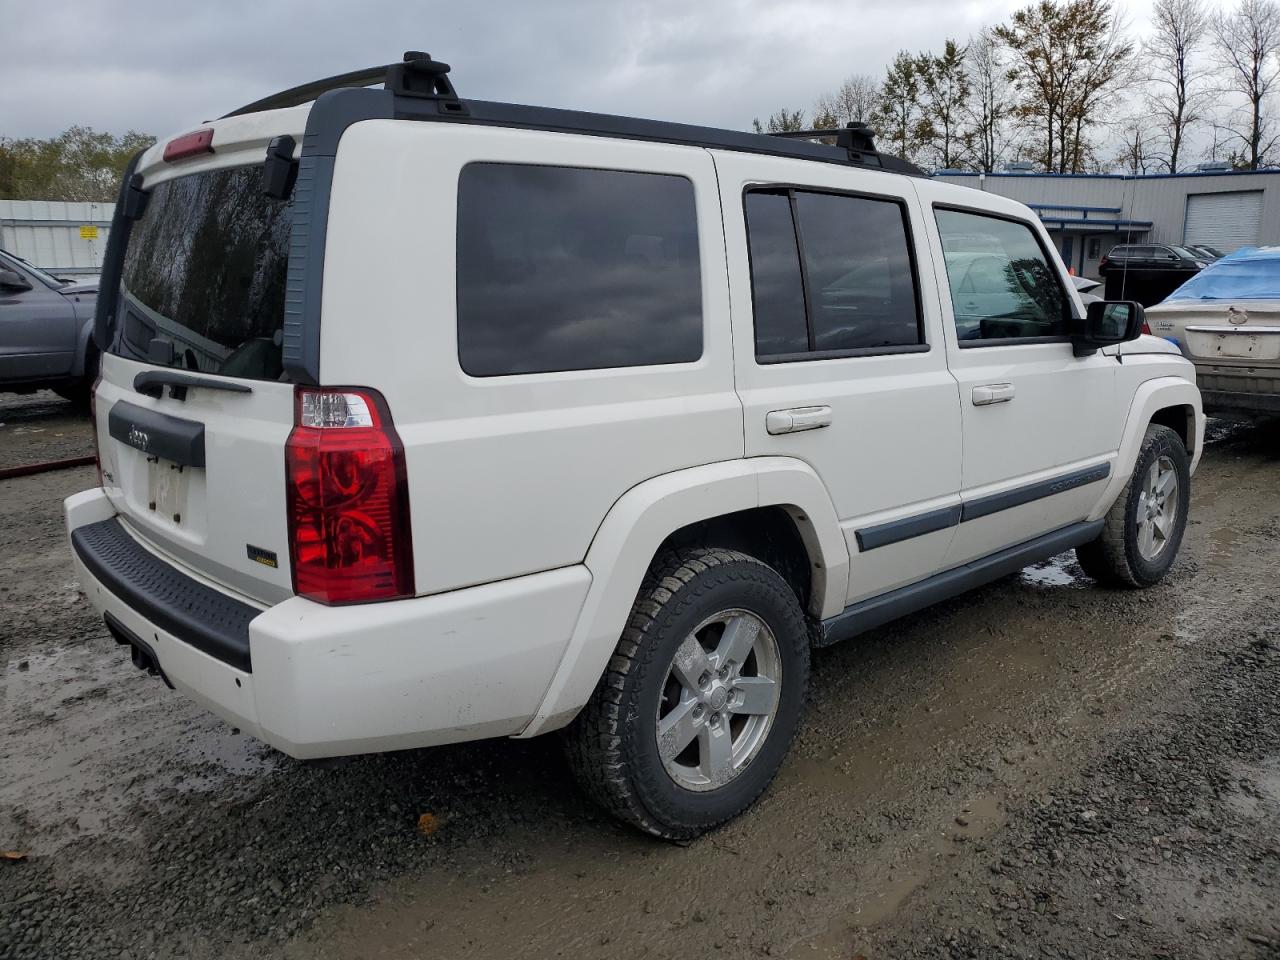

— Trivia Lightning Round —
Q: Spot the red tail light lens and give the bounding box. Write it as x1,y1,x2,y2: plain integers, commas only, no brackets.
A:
1141,322,1152,335
163,129,215,162
285,387,414,604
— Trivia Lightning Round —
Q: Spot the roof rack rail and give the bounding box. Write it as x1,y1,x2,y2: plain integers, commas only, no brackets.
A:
222,51,460,119
767,122,922,176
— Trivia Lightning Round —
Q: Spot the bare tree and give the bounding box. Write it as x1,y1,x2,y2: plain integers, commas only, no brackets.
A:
813,74,880,129
962,28,1012,171
1211,0,1280,168
1146,0,1210,172
1114,116,1158,172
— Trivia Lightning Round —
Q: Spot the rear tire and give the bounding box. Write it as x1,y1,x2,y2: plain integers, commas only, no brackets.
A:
566,547,810,840
1076,424,1190,588
53,346,99,408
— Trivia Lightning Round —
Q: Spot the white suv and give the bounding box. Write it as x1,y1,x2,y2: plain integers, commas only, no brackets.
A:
65,53,1203,839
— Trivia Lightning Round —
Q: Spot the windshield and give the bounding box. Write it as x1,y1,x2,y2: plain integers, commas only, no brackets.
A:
0,248,67,289
1165,256,1280,301
111,165,293,381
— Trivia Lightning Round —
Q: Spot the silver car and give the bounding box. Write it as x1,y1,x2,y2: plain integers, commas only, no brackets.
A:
0,248,98,403
1145,247,1280,417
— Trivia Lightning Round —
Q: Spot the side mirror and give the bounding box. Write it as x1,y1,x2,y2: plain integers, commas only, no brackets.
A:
0,267,32,292
1073,300,1144,356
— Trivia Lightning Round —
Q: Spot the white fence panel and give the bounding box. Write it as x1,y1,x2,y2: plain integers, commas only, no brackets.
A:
0,199,112,276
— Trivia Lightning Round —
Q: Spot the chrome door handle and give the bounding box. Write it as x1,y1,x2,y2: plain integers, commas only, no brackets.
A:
972,383,1015,406
766,405,833,435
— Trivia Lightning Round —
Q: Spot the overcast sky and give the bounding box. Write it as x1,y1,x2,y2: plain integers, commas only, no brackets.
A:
1,0,1170,142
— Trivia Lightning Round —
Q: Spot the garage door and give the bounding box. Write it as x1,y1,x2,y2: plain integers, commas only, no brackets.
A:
1184,190,1263,252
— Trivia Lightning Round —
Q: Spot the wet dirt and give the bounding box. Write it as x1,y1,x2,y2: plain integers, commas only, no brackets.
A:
0,391,94,470
1,418,1278,960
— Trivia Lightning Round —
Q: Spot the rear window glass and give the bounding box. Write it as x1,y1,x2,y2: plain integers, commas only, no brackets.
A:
456,163,703,377
114,166,291,381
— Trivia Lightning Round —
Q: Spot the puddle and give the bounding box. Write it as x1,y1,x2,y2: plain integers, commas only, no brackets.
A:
1020,552,1082,588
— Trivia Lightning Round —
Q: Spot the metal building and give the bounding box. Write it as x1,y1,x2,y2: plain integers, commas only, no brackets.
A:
0,199,112,277
933,169,1280,280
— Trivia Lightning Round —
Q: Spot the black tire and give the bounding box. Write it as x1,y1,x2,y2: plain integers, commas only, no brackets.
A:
1076,424,1191,588
566,547,810,840
53,346,99,408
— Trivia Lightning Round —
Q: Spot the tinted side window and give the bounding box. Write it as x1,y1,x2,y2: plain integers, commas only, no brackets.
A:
793,192,921,351
935,209,1069,343
457,164,702,377
743,188,923,359
744,191,808,356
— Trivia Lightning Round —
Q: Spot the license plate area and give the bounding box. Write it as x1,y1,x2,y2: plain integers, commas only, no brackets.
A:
147,456,191,525
1187,329,1280,361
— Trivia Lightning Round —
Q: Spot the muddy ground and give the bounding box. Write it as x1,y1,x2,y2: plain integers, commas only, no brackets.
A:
1,398,1278,960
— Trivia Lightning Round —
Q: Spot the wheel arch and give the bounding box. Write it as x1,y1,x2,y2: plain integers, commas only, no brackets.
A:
518,457,849,737
1087,376,1204,523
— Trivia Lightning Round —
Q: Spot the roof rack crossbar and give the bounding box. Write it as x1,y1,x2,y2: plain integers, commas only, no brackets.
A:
221,65,395,119
221,52,459,120
766,122,897,169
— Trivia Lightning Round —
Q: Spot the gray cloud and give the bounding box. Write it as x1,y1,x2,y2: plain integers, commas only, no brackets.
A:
1,0,1048,140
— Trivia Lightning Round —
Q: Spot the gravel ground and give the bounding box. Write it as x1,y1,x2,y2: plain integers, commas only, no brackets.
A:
1,415,1278,960
0,391,95,470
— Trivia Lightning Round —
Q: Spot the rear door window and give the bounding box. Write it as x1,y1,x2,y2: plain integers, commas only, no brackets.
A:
116,165,292,381
744,188,923,360
456,163,703,377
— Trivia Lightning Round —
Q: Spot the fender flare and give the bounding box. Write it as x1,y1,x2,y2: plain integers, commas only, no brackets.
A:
71,316,96,379
518,457,850,737
1087,376,1203,521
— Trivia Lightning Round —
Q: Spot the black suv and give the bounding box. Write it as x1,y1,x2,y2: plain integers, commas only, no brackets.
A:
1099,244,1210,305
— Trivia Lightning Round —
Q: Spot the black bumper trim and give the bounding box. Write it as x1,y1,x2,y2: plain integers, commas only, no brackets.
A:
71,518,256,673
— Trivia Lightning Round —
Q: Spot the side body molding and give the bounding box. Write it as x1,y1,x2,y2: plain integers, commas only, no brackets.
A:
1086,375,1203,522
519,457,850,737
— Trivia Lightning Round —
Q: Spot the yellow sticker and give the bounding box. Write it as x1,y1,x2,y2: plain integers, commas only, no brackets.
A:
79,225,99,240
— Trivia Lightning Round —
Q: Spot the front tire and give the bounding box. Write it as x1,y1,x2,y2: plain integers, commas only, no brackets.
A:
566,548,810,840
1076,424,1190,588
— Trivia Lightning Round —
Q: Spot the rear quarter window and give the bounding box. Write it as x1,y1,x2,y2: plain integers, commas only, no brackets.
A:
456,163,703,377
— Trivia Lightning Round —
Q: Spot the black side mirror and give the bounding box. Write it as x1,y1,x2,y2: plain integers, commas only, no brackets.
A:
1073,300,1144,356
0,267,32,292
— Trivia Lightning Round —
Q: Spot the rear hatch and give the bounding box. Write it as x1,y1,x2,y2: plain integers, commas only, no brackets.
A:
95,110,309,606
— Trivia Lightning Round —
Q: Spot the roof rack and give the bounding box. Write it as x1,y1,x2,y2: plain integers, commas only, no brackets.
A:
222,52,459,119
220,52,924,177
766,123,920,175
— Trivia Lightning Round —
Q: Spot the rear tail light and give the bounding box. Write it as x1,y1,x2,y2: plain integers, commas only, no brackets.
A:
1099,256,1110,270
1141,322,1152,335
285,387,414,604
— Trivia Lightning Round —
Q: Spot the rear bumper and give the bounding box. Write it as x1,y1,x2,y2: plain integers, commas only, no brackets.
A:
65,488,592,758
1193,364,1280,416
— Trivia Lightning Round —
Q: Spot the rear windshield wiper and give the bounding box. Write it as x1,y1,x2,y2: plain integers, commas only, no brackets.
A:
134,370,253,401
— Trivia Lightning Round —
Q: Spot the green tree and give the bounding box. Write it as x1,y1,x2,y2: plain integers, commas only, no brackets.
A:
0,127,155,202
872,51,926,163
751,109,807,134
917,39,971,169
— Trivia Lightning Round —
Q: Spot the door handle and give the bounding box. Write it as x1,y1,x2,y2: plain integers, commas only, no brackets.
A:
972,383,1015,406
766,405,833,435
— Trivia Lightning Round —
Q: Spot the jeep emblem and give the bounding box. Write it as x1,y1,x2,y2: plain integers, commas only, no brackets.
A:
127,425,149,451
